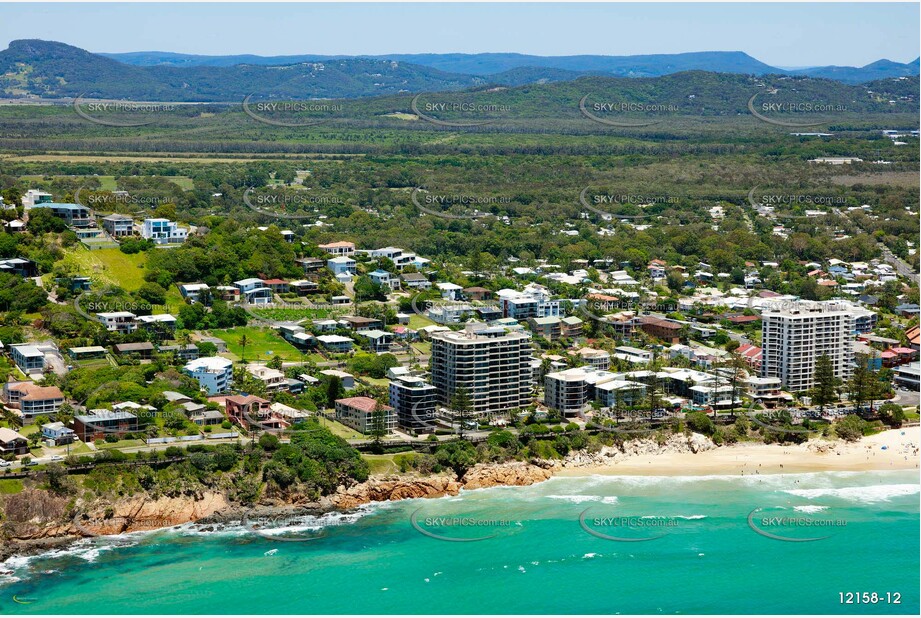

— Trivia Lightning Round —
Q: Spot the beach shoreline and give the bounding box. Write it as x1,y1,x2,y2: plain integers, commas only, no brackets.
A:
2,428,919,564
555,426,921,477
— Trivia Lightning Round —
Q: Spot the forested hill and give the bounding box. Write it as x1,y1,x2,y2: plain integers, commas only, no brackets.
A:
1,39,918,108
103,48,921,84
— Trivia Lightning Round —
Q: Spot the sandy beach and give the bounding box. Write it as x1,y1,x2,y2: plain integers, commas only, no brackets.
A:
556,426,921,477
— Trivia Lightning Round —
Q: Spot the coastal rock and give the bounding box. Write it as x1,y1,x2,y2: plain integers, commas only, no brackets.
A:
561,433,715,468
461,461,554,489
326,476,463,510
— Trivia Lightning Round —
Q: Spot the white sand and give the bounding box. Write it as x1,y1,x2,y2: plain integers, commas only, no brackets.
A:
556,427,921,477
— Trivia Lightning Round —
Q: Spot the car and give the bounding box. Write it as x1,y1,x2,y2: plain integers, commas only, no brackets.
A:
49,455,64,462
0,460,11,468
24,460,38,467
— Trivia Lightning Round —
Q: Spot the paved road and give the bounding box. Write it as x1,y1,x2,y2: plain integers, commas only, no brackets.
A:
879,246,919,284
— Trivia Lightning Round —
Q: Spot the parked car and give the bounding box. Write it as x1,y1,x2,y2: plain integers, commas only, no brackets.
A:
0,460,11,468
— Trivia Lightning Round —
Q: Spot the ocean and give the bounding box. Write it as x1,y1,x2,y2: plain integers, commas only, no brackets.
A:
1,470,918,614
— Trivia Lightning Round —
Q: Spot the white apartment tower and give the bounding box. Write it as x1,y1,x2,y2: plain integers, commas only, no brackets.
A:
760,302,855,392
429,324,533,417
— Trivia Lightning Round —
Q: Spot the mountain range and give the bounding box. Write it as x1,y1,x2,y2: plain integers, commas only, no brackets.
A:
0,39,918,102
102,48,921,84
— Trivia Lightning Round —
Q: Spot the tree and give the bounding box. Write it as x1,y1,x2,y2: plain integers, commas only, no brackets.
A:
238,334,250,363
369,402,387,453
450,386,473,438
877,403,906,428
835,414,865,442
325,376,343,408
811,354,839,415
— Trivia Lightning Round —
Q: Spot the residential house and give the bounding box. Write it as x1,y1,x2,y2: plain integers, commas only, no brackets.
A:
398,272,430,290
101,214,134,237
0,428,28,456
114,342,155,360
335,396,396,434
319,369,355,390
42,422,75,445
246,364,288,392
183,356,234,395
97,312,138,334
141,218,187,244
30,202,93,227
225,395,274,430
318,241,355,256
316,335,354,353
73,410,138,441
179,283,210,302
10,344,45,373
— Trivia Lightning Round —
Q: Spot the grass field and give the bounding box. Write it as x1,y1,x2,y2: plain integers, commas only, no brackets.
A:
363,451,415,475
61,246,148,291
210,326,303,361
0,479,24,494
407,314,437,330
316,416,365,440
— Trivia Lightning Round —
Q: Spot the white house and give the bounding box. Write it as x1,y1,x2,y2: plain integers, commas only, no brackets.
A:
141,218,188,244
183,356,234,395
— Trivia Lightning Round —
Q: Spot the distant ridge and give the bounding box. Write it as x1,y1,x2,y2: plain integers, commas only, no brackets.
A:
101,48,920,84
1,39,918,103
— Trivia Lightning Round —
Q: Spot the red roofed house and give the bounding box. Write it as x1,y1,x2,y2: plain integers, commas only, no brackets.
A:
334,396,396,434
261,279,289,294
906,325,920,352
884,347,918,367
736,343,763,370
225,395,280,430
318,241,355,256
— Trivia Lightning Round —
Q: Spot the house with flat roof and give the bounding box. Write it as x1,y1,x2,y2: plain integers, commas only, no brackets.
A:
29,202,93,227
328,255,357,276
179,283,210,303
0,257,38,278
141,218,187,244
73,410,138,442
97,311,138,334
101,213,134,237
317,334,354,353
401,272,431,289
183,356,234,395
369,269,400,291
10,344,45,372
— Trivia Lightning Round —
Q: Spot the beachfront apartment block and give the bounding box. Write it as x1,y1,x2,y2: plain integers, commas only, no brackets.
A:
760,301,855,392
141,218,188,244
429,324,533,417
389,375,437,431
183,356,234,395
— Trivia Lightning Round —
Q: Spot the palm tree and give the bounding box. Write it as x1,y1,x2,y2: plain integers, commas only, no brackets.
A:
239,334,250,363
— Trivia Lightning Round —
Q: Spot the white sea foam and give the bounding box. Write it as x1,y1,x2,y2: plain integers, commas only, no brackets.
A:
793,505,830,514
782,484,920,503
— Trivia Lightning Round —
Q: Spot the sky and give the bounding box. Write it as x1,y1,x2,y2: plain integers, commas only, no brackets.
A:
0,2,918,67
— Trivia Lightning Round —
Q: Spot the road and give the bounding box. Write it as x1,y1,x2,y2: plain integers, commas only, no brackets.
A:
879,246,919,284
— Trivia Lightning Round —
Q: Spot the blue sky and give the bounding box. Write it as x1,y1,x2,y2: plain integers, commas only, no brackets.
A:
0,3,917,67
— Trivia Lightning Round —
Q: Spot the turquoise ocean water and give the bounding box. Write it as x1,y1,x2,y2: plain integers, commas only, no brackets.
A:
1,470,918,614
